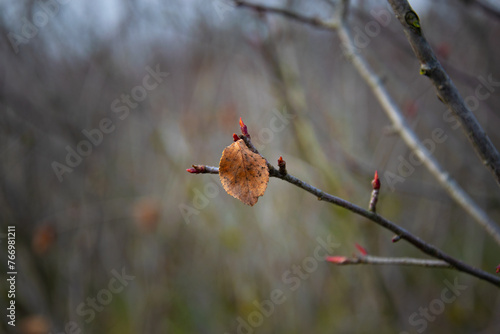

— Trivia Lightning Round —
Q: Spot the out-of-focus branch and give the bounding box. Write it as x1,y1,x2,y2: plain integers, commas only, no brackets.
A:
460,0,500,22
388,0,500,186
327,255,452,268
233,0,338,30
335,7,500,245
232,0,500,247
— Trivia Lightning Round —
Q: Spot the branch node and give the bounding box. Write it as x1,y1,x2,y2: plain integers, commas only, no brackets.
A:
278,156,287,175
369,171,380,212
392,235,402,243
186,165,205,174
404,10,421,35
419,64,432,76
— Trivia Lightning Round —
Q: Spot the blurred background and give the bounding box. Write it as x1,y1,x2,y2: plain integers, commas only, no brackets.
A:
1,0,500,333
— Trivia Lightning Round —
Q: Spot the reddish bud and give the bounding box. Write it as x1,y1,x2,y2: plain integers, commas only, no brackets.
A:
496,264,500,274
355,243,368,256
326,256,348,264
186,165,205,174
233,133,239,142
392,235,402,243
278,156,287,175
371,170,380,190
239,117,250,137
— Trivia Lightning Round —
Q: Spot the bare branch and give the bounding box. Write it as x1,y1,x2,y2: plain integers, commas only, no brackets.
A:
234,0,338,30
232,0,500,247
335,6,500,245
473,0,500,21
187,159,500,287
329,255,452,268
186,165,219,174
387,0,500,186
187,156,500,288
198,0,500,287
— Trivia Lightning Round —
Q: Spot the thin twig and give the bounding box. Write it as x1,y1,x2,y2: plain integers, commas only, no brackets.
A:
234,0,338,30
186,165,219,174
473,0,500,21
188,161,500,287
331,255,452,268
388,0,500,186
232,0,500,247
336,6,500,245
205,0,500,287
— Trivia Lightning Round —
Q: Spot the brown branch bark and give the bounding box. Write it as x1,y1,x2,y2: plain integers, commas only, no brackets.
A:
387,0,500,186
232,0,500,245
331,255,452,268
335,7,500,245
234,0,338,30
196,0,500,288
188,158,500,287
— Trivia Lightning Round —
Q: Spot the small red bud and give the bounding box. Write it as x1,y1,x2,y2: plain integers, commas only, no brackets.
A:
277,156,287,175
186,165,205,174
372,170,380,190
496,264,500,274
239,117,249,137
392,235,402,243
355,243,368,256
326,256,348,264
233,133,239,142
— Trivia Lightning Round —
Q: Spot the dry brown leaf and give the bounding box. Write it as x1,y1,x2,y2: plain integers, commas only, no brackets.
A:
219,139,269,206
